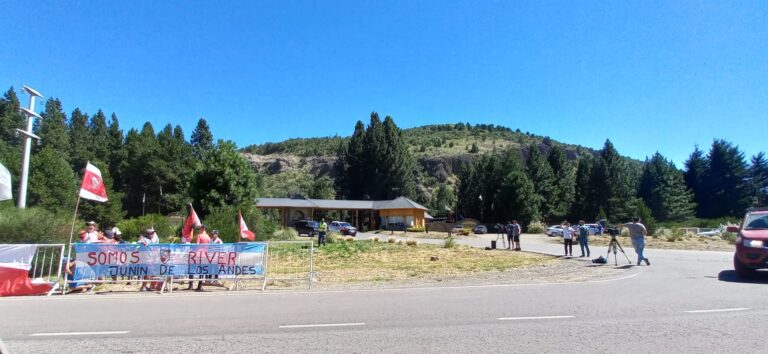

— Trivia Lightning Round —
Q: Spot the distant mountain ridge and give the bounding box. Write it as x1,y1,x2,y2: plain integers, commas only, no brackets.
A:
241,123,619,199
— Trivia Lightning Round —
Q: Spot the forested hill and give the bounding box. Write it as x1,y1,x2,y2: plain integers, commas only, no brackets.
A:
241,123,618,199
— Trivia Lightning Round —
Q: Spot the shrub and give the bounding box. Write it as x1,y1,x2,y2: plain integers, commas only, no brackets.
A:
270,228,300,241
0,206,71,244
407,226,425,232
387,237,396,243
527,221,546,234
443,237,457,248
117,214,175,243
372,236,379,242
344,236,354,242
406,239,418,246
397,240,404,245
325,232,343,244
665,228,687,242
458,228,471,236
721,232,738,244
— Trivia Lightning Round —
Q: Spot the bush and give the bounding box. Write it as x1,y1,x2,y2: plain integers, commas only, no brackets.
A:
0,207,71,244
397,240,404,245
116,214,176,243
443,237,457,248
387,237,396,243
459,228,471,236
344,236,354,242
406,239,418,246
270,228,300,241
325,232,343,244
372,236,379,242
721,232,738,244
527,221,546,234
407,226,425,232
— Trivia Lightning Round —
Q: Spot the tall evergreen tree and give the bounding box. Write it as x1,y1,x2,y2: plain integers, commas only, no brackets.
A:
0,87,25,145
588,140,637,222
525,143,556,221
684,146,708,217
430,184,456,217
495,159,539,227
106,113,126,191
153,124,196,213
456,162,480,219
547,144,575,221
121,123,161,216
88,110,111,164
191,118,214,157
571,156,595,220
379,116,418,200
190,140,258,216
637,152,695,221
68,108,92,169
27,147,77,211
36,98,70,154
751,152,768,206
699,140,754,217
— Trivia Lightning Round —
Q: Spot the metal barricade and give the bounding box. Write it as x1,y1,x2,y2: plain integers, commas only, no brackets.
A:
30,244,65,296
265,241,314,290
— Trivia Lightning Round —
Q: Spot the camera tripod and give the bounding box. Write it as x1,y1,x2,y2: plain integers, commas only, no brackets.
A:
606,235,632,266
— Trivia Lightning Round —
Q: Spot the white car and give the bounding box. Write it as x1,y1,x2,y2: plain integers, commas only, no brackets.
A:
329,221,358,236
545,225,569,237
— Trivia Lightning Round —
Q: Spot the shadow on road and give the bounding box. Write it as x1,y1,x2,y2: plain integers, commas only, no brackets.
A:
717,270,768,284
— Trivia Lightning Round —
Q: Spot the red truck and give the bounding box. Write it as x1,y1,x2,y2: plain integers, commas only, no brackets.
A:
729,207,768,277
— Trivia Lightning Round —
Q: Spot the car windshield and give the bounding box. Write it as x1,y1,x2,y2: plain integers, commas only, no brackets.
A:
340,222,352,227
744,214,768,230
308,221,319,227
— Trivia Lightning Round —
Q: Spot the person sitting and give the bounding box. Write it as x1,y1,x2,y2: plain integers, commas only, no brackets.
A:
65,258,95,293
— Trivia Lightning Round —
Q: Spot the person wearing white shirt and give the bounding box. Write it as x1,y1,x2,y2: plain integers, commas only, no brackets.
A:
562,222,574,257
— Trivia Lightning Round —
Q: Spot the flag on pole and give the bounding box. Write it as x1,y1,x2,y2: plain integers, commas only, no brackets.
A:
79,162,108,202
239,211,256,241
182,204,202,239
0,162,12,201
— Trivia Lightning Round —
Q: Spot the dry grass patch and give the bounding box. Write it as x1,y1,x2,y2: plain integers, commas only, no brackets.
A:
310,241,554,283
548,234,734,252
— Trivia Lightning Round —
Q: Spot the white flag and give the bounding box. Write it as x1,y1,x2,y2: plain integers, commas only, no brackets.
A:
0,162,12,201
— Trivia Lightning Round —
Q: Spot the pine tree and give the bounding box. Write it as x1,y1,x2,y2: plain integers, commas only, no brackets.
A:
589,140,637,222
191,118,214,157
106,113,126,191
684,146,707,217
526,143,556,221
637,153,695,221
700,140,754,217
379,116,418,200
547,144,575,221
430,184,456,217
495,160,539,226
190,140,258,216
571,156,594,220
456,162,480,219
0,87,25,145
751,152,768,206
121,123,161,216
88,110,111,164
27,147,77,211
36,98,70,154
68,108,92,169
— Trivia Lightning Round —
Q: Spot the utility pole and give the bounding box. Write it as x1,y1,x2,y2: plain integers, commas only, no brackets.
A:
17,85,44,209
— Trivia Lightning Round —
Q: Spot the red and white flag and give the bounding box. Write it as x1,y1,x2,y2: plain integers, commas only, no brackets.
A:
182,204,202,239
239,211,256,241
79,162,108,202
0,162,12,201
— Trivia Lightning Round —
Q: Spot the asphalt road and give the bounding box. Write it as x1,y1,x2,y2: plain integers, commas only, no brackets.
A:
1,233,766,354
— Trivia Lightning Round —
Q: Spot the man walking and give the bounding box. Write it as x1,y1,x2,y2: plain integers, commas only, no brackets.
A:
578,220,591,257
624,217,650,266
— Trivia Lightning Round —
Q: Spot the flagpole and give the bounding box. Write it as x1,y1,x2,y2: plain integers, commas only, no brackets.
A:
63,196,81,294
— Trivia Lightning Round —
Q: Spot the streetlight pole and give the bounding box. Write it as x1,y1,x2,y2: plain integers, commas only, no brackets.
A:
17,85,44,209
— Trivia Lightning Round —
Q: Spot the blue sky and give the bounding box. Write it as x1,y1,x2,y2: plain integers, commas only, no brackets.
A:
1,1,766,166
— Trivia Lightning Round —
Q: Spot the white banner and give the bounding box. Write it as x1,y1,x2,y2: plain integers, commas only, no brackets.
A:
0,162,11,201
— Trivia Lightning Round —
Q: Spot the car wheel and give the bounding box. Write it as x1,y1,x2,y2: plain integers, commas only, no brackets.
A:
734,254,756,278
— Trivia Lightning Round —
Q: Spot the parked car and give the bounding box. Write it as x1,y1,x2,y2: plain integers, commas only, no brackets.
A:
729,207,768,277
545,225,567,237
292,220,319,237
329,221,357,236
579,223,602,236
473,225,488,234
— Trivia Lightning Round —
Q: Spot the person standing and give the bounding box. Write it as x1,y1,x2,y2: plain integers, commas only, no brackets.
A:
511,220,522,251
84,221,100,243
578,220,591,257
211,230,223,244
193,225,211,291
318,219,328,246
562,222,574,256
505,221,514,250
624,218,650,266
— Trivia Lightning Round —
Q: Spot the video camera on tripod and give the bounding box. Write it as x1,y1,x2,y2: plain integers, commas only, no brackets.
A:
604,227,621,237
602,226,631,265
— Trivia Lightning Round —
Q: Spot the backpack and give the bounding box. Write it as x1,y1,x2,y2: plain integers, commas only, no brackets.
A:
592,256,606,264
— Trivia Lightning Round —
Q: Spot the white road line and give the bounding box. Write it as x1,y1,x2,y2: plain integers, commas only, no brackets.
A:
279,322,365,329
684,308,749,314
498,315,575,321
29,331,130,337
